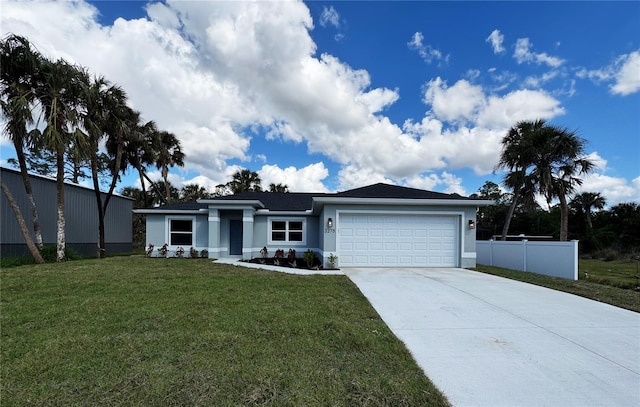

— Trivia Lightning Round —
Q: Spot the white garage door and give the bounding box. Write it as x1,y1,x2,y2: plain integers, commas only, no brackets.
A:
339,214,458,267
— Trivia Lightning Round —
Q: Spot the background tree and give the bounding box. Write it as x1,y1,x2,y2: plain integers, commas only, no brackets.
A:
495,120,543,240
153,130,184,203
34,57,87,262
181,184,211,201
268,183,289,193
0,34,44,250
528,124,594,241
227,168,262,193
120,186,147,249
147,180,179,206
82,75,135,258
570,192,606,231
469,181,508,239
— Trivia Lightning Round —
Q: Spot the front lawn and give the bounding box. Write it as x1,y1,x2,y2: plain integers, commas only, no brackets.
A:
1,257,449,406
474,263,640,313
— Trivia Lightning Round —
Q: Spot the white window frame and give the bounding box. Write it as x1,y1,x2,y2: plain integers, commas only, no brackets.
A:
166,216,196,247
268,217,306,245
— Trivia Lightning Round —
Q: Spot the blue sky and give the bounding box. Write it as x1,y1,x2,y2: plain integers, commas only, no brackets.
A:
1,1,639,205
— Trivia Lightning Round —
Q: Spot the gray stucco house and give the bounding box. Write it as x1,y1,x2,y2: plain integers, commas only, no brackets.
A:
137,183,489,268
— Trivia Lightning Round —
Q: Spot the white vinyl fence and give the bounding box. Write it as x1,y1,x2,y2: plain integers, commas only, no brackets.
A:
476,240,578,280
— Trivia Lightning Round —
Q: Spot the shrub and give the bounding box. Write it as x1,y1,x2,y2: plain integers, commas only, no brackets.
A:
200,249,209,258
303,249,316,267
328,253,338,269
189,247,199,258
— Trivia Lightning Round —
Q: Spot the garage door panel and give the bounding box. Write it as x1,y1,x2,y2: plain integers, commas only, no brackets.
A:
340,214,457,267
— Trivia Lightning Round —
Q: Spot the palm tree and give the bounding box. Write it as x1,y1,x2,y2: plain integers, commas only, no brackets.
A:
227,169,262,193
0,34,44,250
33,58,87,261
153,131,184,202
81,75,134,257
529,125,594,241
495,120,543,240
570,192,606,230
268,183,289,193
181,184,211,201
0,180,44,263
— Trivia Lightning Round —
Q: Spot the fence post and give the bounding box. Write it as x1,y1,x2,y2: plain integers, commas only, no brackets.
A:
489,239,493,266
523,240,528,272
571,240,579,281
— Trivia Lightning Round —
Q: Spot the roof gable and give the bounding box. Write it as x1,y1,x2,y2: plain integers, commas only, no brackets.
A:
335,183,468,200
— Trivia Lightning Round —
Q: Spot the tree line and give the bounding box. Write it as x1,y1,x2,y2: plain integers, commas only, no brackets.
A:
472,118,638,254
1,34,185,262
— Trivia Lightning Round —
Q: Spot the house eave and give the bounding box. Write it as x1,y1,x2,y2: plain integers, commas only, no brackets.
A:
197,199,265,209
311,197,493,213
133,209,207,215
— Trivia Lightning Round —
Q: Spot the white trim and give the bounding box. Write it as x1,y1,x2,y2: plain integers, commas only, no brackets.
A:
208,216,220,222
135,209,206,214
267,217,307,246
166,216,196,247
242,217,254,223
255,209,314,216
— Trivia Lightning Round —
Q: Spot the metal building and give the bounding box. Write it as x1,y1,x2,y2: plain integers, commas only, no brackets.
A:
1,167,133,258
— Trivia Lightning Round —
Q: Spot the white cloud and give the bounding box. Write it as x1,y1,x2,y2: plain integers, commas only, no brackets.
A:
575,50,640,96
486,29,505,54
423,78,485,124
408,32,445,64
572,152,640,206
258,163,330,192
611,51,640,95
514,38,564,68
319,6,340,28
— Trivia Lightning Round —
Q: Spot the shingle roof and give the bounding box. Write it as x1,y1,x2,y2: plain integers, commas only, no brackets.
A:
149,183,472,212
334,183,468,200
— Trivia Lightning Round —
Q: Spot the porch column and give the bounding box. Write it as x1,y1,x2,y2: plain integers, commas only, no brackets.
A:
208,208,220,258
242,209,254,260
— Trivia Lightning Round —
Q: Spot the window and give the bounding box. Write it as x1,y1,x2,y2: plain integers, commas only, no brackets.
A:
170,219,193,246
269,219,305,244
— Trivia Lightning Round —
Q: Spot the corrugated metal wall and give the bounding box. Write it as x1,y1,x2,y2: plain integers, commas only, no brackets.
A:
1,167,133,257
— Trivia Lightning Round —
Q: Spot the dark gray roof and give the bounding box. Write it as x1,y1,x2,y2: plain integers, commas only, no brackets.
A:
334,183,469,200
150,183,473,212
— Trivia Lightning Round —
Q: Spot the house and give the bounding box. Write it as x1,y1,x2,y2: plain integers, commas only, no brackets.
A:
137,183,491,268
1,167,133,257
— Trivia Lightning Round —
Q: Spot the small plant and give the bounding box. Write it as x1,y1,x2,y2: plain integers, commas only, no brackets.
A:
287,249,296,261
275,249,284,259
303,249,316,268
328,253,338,269
200,249,209,258
157,243,169,258
260,246,268,258
175,247,185,258
146,244,155,258
189,247,199,258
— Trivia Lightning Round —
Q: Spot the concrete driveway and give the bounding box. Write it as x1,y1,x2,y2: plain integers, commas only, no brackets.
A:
344,267,640,407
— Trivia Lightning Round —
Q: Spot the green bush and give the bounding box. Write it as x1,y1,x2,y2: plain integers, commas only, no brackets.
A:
1,246,83,268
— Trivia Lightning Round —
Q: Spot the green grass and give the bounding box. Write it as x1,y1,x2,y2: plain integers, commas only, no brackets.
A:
473,263,640,313
578,258,640,290
1,257,449,407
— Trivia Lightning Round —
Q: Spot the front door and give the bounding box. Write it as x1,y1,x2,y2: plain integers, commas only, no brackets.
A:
229,220,243,255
